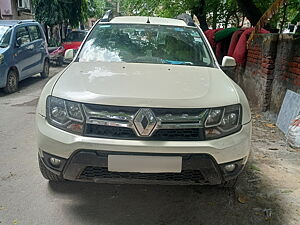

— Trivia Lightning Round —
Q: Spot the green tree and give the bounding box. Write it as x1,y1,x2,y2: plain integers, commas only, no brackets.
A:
205,0,242,29
60,0,88,27
122,0,299,30
122,0,244,30
33,0,89,44
238,0,300,27
122,0,210,30
236,0,262,25
88,0,105,18
33,0,64,26
33,0,89,28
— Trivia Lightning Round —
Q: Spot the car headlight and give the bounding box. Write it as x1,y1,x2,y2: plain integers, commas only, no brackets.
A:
46,96,84,134
0,54,4,64
204,104,242,139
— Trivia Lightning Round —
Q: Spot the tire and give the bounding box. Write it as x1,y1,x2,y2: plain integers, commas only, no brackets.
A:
40,59,50,78
3,69,19,94
219,177,238,188
58,56,64,66
38,157,64,182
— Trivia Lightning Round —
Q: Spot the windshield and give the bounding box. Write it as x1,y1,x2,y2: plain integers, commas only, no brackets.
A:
78,24,214,67
65,31,87,42
0,25,12,48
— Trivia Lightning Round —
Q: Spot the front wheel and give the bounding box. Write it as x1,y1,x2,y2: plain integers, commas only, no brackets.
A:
57,56,64,66
3,69,19,94
40,59,50,78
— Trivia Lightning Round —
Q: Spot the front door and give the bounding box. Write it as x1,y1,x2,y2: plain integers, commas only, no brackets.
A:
27,25,46,74
13,26,36,79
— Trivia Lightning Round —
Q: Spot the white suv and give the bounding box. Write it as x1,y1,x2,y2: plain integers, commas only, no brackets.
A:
36,14,251,187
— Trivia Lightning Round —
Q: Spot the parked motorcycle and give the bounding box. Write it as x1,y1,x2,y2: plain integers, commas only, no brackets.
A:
48,46,65,66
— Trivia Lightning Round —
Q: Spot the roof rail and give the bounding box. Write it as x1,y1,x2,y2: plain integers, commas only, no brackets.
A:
18,19,36,24
100,10,114,22
176,14,195,27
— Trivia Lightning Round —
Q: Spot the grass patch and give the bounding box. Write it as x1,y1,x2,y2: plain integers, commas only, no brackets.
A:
250,164,261,171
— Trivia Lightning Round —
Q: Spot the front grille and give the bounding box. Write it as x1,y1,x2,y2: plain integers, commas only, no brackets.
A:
83,104,208,141
153,128,203,140
80,166,205,183
85,124,136,139
85,124,204,141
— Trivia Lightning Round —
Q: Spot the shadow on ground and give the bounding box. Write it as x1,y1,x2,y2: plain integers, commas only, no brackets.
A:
0,65,66,97
48,164,285,225
0,76,43,97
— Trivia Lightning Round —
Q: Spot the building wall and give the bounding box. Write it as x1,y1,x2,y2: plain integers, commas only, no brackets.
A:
0,0,13,19
0,0,33,20
229,33,300,114
270,34,300,113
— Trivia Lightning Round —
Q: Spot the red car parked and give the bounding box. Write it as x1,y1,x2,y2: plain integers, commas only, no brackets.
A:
62,30,88,53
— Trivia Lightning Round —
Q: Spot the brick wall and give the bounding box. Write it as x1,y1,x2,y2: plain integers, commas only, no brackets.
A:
230,34,278,111
270,34,300,113
287,57,300,86
228,33,300,113
247,45,262,65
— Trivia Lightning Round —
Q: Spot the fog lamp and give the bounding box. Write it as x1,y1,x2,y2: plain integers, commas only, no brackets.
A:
49,157,61,167
224,164,236,172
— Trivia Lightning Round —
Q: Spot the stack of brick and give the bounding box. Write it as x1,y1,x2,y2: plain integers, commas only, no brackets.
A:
270,34,300,113
286,57,300,86
247,45,262,65
223,33,299,113
241,34,278,111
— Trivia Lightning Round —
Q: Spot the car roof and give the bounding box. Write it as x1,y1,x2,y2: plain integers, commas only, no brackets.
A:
0,20,38,27
108,16,188,27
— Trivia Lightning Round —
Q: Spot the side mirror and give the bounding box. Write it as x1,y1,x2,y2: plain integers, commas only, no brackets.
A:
64,49,74,60
221,56,236,67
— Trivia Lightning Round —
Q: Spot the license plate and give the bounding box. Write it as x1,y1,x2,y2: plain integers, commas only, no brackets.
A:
108,155,182,173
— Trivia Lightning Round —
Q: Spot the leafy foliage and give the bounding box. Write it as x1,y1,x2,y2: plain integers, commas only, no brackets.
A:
33,0,88,27
121,0,243,29
61,0,88,27
122,0,300,29
88,0,105,18
253,0,300,28
33,0,64,26
33,0,300,29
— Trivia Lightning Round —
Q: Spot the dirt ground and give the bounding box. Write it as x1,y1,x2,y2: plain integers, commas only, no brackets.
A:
234,110,300,225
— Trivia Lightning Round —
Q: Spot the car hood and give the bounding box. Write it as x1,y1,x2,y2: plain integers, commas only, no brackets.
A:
52,62,239,108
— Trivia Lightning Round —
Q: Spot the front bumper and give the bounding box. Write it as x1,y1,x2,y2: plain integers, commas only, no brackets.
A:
40,150,246,185
37,114,251,184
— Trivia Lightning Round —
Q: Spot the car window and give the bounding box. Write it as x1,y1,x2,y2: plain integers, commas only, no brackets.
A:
0,25,12,48
28,25,42,41
16,26,31,46
78,24,214,67
65,31,87,42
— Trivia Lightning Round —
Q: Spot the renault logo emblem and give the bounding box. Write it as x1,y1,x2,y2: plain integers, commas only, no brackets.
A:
133,108,157,136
